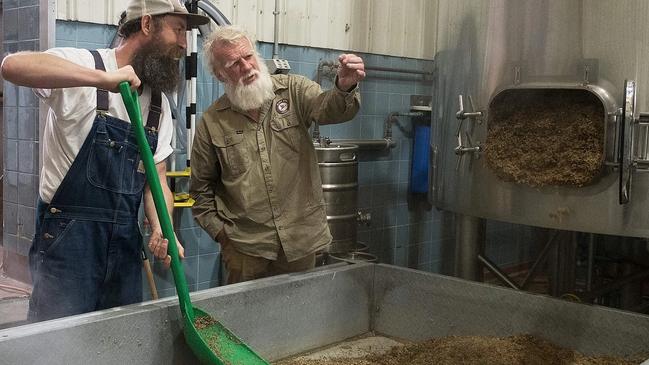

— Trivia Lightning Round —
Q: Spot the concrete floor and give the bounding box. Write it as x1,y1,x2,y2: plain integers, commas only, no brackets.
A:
0,247,31,329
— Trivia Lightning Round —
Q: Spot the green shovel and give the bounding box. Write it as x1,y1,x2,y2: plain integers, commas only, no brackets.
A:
119,82,269,365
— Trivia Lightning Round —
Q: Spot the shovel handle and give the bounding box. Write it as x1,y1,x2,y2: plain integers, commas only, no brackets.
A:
119,82,194,319
142,248,159,300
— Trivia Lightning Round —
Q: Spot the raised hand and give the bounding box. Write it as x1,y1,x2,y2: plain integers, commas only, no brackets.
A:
336,54,366,92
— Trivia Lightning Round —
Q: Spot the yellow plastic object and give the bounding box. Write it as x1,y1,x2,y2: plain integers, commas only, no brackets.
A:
174,197,195,208
560,293,582,303
167,167,191,178
175,192,191,201
168,169,193,209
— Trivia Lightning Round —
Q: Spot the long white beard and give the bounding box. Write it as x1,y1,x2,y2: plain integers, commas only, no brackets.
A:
224,61,275,111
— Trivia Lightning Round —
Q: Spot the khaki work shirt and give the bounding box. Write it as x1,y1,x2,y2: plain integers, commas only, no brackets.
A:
191,74,361,261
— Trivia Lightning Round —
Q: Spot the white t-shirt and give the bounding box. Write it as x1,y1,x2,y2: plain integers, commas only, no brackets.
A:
34,47,174,203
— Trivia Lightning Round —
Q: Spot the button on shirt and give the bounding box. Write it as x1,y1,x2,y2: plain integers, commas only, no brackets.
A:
191,74,361,261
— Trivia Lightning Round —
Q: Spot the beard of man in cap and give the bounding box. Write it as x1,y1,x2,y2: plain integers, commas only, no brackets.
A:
118,0,210,93
129,19,185,94
0,0,211,323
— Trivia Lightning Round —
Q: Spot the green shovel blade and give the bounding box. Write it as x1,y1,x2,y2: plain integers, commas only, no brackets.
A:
187,308,269,365
118,82,269,365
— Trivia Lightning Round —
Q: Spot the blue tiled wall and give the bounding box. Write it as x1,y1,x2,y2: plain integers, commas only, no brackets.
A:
19,20,539,298
2,0,41,265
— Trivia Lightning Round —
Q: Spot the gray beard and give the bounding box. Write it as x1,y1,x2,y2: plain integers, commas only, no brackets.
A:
224,63,275,111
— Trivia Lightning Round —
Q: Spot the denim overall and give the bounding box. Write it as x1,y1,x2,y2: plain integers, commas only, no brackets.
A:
28,50,162,322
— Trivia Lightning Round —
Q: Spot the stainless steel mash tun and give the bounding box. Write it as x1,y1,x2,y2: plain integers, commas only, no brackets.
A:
432,0,649,238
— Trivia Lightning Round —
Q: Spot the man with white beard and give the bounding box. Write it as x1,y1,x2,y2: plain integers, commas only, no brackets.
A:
191,26,365,284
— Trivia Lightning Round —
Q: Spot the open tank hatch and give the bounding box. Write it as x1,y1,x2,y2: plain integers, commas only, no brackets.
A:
485,88,606,187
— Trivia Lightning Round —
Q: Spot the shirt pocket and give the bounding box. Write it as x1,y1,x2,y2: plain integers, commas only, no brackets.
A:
270,114,303,158
211,132,250,178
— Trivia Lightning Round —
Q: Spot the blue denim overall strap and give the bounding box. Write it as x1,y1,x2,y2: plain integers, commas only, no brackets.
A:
28,50,162,321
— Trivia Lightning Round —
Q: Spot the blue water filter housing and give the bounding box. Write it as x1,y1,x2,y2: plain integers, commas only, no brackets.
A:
410,121,431,193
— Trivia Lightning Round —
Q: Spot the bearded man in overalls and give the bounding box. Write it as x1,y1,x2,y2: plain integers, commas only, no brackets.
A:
1,0,209,322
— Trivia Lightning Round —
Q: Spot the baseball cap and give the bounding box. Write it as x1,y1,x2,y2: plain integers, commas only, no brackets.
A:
125,0,210,27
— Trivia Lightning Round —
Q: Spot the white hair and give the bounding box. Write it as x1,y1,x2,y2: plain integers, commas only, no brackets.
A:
202,25,257,77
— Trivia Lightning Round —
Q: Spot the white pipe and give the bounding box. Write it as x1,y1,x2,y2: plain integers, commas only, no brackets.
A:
185,78,191,167
190,77,196,161
192,28,198,57
272,0,280,59
189,28,199,166
170,112,177,171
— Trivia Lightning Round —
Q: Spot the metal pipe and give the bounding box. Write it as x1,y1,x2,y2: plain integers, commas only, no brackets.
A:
317,60,433,79
197,0,231,27
454,214,485,281
620,262,643,310
385,111,426,139
328,139,396,150
312,61,337,141
394,112,425,117
586,233,595,292
317,61,336,79
478,254,521,290
313,58,427,146
385,114,397,139
272,0,280,59
364,65,433,76
521,230,558,289
548,231,577,297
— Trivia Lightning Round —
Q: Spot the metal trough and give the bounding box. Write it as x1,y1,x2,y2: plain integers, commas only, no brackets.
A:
0,263,647,364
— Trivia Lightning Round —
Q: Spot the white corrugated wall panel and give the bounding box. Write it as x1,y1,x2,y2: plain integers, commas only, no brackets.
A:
210,0,236,21
280,0,352,51
368,0,390,56
368,0,436,59
387,0,406,56
256,0,275,45
349,0,372,54
282,0,309,46
231,0,259,40
303,0,323,47
329,0,355,50
58,0,126,25
421,0,437,59
57,0,436,59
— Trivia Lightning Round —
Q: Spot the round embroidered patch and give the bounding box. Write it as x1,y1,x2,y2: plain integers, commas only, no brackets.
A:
276,98,290,114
